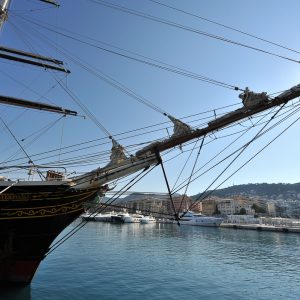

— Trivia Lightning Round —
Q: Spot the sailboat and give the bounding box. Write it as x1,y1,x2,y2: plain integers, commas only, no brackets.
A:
1,0,300,285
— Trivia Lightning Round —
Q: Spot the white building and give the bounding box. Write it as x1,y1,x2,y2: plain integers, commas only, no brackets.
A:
266,202,276,217
217,198,254,215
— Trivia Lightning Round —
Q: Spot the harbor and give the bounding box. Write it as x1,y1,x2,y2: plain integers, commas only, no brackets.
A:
81,210,300,233
2,221,299,300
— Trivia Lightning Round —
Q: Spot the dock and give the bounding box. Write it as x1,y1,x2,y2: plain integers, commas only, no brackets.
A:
221,223,300,233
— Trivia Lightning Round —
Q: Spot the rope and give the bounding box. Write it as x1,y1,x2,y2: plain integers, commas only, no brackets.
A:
188,103,288,211
12,13,242,92
148,0,300,55
191,109,300,206
45,164,158,256
90,0,300,64
0,116,44,180
178,135,206,215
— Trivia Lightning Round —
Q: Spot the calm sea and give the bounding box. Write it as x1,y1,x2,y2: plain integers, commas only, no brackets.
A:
1,221,300,300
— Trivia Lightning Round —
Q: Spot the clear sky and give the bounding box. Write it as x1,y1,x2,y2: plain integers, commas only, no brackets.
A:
1,0,300,196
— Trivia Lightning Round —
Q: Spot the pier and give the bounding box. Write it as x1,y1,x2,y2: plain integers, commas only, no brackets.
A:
221,223,300,233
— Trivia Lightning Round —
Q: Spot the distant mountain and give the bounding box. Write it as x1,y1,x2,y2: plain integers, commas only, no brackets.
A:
192,183,300,201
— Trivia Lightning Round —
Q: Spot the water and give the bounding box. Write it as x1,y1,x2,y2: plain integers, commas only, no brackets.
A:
1,221,300,300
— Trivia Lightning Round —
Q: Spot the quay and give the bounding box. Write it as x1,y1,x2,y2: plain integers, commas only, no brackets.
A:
221,223,300,233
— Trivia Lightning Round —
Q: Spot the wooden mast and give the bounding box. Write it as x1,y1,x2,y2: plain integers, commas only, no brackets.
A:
0,95,77,116
0,0,75,115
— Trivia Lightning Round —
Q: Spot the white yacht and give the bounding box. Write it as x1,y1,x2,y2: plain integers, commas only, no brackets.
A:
179,211,223,227
123,213,144,223
111,212,130,223
94,211,117,222
140,215,156,224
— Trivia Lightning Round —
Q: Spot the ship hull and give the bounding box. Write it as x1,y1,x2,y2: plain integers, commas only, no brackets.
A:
0,183,100,285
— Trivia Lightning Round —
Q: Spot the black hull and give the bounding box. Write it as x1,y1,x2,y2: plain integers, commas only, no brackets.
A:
0,184,100,285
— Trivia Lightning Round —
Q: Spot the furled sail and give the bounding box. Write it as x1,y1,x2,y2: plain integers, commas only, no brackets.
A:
105,139,128,167
239,87,269,109
168,115,192,137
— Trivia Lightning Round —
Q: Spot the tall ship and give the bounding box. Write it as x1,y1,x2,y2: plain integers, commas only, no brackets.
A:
1,0,300,285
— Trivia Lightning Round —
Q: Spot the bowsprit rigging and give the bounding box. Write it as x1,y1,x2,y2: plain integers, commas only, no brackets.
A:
136,85,300,156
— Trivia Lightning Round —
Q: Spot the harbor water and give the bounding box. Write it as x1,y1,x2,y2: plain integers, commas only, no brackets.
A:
1,221,300,300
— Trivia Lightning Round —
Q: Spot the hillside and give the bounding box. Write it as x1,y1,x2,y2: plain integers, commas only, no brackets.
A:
192,183,300,201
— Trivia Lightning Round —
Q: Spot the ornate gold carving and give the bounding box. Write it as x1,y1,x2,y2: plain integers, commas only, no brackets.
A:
1,202,83,218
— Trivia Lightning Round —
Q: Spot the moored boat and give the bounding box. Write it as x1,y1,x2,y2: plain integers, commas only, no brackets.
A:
140,215,156,224
94,211,117,222
111,212,129,223
179,211,223,227
123,213,144,223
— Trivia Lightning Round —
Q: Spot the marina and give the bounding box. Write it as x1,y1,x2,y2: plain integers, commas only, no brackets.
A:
81,210,300,233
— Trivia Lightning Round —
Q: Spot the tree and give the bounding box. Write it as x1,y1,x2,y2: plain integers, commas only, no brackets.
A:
239,208,246,215
251,203,266,214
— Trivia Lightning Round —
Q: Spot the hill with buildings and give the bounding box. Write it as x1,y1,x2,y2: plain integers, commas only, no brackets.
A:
193,183,300,202
85,184,300,217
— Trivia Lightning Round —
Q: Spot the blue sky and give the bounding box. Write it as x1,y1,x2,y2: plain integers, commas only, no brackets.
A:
1,0,300,195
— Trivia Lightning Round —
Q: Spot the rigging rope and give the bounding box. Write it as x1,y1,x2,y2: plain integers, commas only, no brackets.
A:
0,116,44,180
171,138,200,192
89,0,300,64
170,103,300,194
12,13,242,92
178,135,206,214
190,109,300,208
148,0,300,55
45,164,158,256
188,103,289,211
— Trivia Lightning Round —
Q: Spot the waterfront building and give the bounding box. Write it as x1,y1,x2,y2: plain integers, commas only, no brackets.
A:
119,193,197,216
171,195,200,213
124,193,169,217
266,202,276,217
217,199,236,215
202,198,218,215
216,197,254,215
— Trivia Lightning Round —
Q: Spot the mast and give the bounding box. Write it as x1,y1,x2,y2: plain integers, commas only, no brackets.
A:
0,0,69,73
0,46,70,73
0,0,74,115
0,95,77,115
